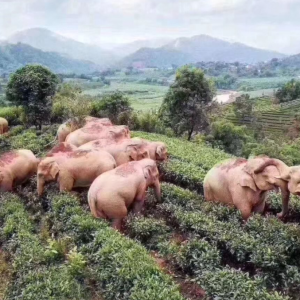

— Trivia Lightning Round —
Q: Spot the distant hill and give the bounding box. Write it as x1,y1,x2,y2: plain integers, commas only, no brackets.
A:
111,38,172,57
0,43,100,74
121,34,286,67
8,28,116,67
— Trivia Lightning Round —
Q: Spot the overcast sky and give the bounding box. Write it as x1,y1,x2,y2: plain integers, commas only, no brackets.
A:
1,0,300,54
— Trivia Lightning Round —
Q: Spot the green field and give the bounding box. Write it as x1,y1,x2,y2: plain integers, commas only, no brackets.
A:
83,81,168,111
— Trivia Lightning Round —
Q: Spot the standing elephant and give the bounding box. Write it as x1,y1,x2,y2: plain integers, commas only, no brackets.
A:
88,159,161,230
204,156,289,220
0,117,8,135
0,150,39,191
253,158,300,217
37,149,116,196
65,125,130,147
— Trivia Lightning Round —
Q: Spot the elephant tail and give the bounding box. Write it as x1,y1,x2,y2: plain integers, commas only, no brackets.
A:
203,182,214,202
88,193,108,219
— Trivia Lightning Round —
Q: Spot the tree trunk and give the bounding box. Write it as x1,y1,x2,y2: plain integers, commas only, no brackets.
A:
187,125,194,141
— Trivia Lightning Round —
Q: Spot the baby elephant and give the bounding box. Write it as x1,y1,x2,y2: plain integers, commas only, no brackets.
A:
37,149,116,196
0,149,39,191
88,159,161,230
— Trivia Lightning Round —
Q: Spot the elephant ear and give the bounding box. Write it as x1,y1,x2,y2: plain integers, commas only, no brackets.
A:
141,149,150,159
238,173,257,191
49,162,59,180
127,146,138,161
156,145,164,158
143,166,152,180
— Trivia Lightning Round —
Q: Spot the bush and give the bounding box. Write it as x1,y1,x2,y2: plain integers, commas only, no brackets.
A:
0,106,23,126
91,92,132,124
49,193,186,300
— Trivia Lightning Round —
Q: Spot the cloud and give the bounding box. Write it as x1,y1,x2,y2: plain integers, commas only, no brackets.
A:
0,0,300,54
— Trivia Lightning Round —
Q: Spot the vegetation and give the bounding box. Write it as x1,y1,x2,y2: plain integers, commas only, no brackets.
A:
6,65,59,129
160,66,215,140
276,79,300,103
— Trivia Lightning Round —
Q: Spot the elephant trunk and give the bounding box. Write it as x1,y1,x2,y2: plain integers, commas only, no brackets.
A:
153,179,161,201
254,159,290,180
37,176,45,197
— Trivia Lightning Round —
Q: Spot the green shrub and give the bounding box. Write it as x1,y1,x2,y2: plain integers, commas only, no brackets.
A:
50,193,186,300
0,106,23,125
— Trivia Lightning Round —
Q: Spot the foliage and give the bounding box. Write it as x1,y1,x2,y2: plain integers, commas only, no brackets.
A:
160,66,215,140
6,65,59,129
214,74,237,89
91,92,132,124
52,83,93,123
206,120,252,156
0,106,23,125
276,79,300,103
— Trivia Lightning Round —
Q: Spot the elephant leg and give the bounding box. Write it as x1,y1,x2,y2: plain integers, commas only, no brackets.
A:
112,218,123,231
237,203,253,221
0,178,13,192
133,199,145,214
58,174,75,192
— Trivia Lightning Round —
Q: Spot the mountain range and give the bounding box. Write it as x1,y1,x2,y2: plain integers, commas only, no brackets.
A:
0,42,99,74
0,28,291,74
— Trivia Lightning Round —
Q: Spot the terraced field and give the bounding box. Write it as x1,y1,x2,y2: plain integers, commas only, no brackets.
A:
0,128,300,299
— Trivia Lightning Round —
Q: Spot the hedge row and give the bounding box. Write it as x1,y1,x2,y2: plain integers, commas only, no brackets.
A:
49,193,186,300
127,216,289,300
0,194,89,300
132,131,232,170
145,183,300,295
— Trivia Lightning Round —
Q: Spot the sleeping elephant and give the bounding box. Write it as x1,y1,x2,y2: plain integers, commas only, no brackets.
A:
0,117,8,135
88,159,161,230
37,149,116,196
0,150,39,191
65,125,130,147
204,156,289,220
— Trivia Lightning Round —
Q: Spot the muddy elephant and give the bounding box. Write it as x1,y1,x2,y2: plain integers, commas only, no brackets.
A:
253,158,300,217
37,149,116,196
0,117,8,135
88,159,161,230
46,142,77,157
0,150,39,192
65,125,130,147
79,142,149,166
114,138,168,161
204,156,289,220
56,117,113,143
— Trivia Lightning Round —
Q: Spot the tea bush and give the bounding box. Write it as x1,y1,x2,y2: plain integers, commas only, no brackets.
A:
49,193,186,300
0,194,90,300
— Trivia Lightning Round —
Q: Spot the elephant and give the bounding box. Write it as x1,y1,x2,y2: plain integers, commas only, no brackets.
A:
37,149,116,196
203,156,289,220
88,159,161,230
65,125,130,147
114,138,168,161
253,158,300,217
79,142,149,166
46,142,77,157
0,117,8,135
56,117,113,143
0,149,39,192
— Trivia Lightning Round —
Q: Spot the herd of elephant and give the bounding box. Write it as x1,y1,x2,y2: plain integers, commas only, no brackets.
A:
0,116,167,230
0,114,298,229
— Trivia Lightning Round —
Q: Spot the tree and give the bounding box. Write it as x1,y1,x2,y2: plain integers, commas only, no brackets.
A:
233,94,253,121
91,92,132,124
160,66,215,140
276,79,300,103
6,65,59,129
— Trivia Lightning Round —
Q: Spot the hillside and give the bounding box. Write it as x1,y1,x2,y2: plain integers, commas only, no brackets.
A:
0,43,100,74
8,28,116,67
121,34,286,67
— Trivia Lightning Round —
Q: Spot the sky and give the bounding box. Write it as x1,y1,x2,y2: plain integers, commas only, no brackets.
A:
0,0,300,54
